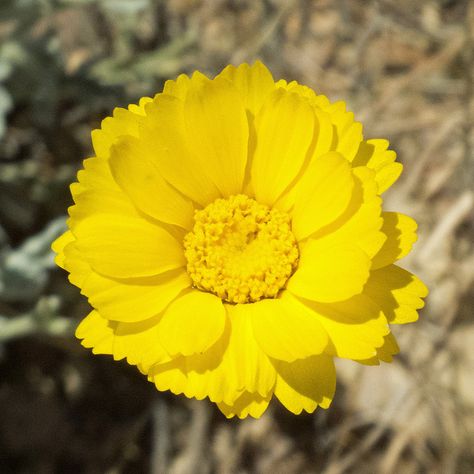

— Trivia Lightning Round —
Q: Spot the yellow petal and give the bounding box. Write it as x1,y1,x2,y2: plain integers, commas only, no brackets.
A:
217,391,271,419
162,70,210,100
52,230,75,269
285,80,317,100
251,89,315,205
275,81,335,162
74,214,185,278
375,162,403,193
352,139,402,193
147,342,223,401
291,152,354,240
75,310,115,355
62,240,91,289
320,101,363,162
109,135,194,229
62,238,190,323
337,120,363,162
353,139,390,166
363,265,428,324
73,156,120,195
140,95,221,207
273,110,334,213
69,188,139,225
69,157,139,226
162,73,192,99
332,167,385,258
157,291,227,356
113,316,171,371
249,296,328,362
380,332,399,361
149,358,190,399
183,77,249,196
185,304,276,403
288,240,371,303
91,104,146,159
372,212,418,269
83,269,191,323
298,167,385,260
357,332,399,365
275,78,288,89
148,325,231,401
149,304,276,405
273,354,335,414
289,293,389,360
279,88,364,163
127,96,153,115
76,310,172,371
311,107,335,161
217,60,276,115
215,304,276,401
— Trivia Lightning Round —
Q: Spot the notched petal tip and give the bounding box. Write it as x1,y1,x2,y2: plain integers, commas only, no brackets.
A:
273,354,336,415
217,391,272,419
158,291,227,357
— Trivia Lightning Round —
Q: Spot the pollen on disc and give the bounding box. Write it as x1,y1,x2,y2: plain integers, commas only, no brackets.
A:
183,194,299,304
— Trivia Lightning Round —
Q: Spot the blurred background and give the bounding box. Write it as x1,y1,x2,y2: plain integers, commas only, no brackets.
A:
0,0,473,473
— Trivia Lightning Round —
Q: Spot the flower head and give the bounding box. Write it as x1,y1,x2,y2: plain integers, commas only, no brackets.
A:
52,61,428,418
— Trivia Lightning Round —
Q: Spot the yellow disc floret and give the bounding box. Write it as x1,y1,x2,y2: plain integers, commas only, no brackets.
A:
184,195,299,304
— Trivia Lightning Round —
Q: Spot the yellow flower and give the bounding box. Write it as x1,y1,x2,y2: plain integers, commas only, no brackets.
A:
52,61,428,419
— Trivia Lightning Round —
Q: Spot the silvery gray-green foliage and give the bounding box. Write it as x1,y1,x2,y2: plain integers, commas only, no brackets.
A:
0,62,13,140
0,295,73,344
0,217,72,346
0,217,66,303
0,0,196,136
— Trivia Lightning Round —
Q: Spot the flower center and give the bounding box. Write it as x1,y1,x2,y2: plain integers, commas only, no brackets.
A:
184,194,299,304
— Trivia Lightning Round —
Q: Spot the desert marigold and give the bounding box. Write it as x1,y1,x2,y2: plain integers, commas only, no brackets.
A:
52,61,428,418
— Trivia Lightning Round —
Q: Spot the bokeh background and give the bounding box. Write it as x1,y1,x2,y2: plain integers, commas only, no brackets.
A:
1,0,473,473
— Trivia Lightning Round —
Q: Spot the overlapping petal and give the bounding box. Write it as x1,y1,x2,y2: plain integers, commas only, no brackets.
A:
109,135,194,229
83,270,191,323
251,88,315,205
372,212,418,269
62,239,190,322
352,139,402,193
286,293,390,360
279,82,363,163
91,98,151,159
157,291,226,356
287,164,387,303
357,333,400,366
73,214,185,278
69,156,140,225
247,297,328,362
217,60,276,116
363,265,428,324
217,392,271,419
75,310,172,371
113,316,171,371
149,304,276,406
273,354,335,414
300,167,385,256
162,70,209,100
184,77,249,197
52,230,74,269
288,240,371,303
76,310,115,355
290,152,354,240
139,95,221,206
54,61,428,419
